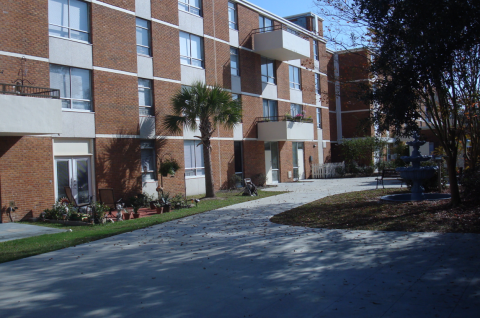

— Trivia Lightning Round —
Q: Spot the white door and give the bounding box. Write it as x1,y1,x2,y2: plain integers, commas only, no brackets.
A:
265,142,279,184
55,157,92,204
298,143,305,179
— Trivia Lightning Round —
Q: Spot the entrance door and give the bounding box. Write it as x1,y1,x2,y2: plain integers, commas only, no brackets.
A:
293,142,305,180
55,157,92,204
265,142,279,184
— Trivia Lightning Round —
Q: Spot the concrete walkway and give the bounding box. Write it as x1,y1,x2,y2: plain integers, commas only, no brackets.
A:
0,177,479,317
0,223,67,243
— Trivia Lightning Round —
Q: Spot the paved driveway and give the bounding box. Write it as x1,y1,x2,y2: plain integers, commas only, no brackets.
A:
0,177,479,317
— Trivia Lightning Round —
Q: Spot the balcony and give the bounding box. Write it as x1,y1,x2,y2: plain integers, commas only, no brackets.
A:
257,116,314,141
253,25,310,61
0,83,62,136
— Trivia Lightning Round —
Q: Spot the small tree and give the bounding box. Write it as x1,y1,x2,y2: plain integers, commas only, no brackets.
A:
163,82,242,198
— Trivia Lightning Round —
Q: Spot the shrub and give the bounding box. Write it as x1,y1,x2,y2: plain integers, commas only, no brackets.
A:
252,173,266,187
461,168,480,201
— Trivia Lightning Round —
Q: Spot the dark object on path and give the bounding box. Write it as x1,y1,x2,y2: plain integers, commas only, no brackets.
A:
243,178,258,196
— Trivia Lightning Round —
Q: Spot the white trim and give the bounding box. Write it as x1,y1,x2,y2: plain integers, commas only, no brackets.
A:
0,50,49,62
151,18,179,29
91,0,135,16
153,76,181,84
96,134,140,138
342,109,371,113
244,138,258,141
93,66,137,77
211,137,234,141
239,46,254,52
240,91,261,98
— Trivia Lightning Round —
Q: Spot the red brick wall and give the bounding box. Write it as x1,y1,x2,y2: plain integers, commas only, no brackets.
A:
240,50,261,95
92,4,136,72
279,141,292,182
341,111,371,138
95,137,142,201
211,140,235,189
0,0,49,58
329,111,338,142
93,71,139,134
0,136,54,223
241,95,262,139
203,0,230,42
243,140,264,179
204,39,231,88
301,69,316,105
153,24,181,80
152,0,179,25
102,0,135,11
276,62,289,100
0,56,50,89
338,50,370,82
154,80,183,136
156,139,186,196
238,4,258,49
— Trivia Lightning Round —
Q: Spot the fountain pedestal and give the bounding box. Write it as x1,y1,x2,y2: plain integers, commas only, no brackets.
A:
381,132,450,202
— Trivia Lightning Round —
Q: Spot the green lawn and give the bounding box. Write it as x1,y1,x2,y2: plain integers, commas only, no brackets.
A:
0,190,286,264
271,188,480,233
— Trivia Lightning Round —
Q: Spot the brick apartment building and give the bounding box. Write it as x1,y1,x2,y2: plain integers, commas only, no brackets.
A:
0,0,367,222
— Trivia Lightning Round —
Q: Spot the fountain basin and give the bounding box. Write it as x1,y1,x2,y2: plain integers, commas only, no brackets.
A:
381,193,451,202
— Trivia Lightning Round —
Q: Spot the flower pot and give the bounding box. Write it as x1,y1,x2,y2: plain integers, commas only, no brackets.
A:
133,213,140,219
149,201,158,210
124,212,132,220
164,205,171,212
156,207,163,214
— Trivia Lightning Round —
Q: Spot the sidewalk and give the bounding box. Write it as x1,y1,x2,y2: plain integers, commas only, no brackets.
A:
0,177,478,318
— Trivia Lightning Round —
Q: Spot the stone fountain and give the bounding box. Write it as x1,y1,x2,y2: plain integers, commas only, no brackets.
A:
381,132,451,201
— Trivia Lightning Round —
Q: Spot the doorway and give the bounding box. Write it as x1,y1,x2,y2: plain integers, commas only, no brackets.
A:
264,142,279,184
293,142,305,180
55,157,92,204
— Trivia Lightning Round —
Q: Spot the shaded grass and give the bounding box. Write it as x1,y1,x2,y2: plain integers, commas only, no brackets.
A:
271,188,480,233
0,190,286,264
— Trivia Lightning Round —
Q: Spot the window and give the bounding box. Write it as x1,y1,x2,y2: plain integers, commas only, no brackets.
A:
179,0,201,16
184,140,205,177
316,108,322,129
261,57,275,84
50,64,91,110
230,47,239,76
259,15,273,32
180,32,204,67
49,0,90,42
138,79,153,116
315,73,321,94
141,140,156,182
263,99,277,120
136,18,151,56
228,2,237,30
313,40,319,61
289,65,301,89
290,104,302,117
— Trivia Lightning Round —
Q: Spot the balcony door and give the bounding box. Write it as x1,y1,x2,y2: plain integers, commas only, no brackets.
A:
293,142,305,180
265,142,279,184
55,157,92,204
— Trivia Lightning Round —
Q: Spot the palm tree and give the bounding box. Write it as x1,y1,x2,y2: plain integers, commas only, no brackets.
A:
163,82,242,198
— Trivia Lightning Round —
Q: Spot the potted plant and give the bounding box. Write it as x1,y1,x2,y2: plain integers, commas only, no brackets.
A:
159,192,171,212
154,202,163,214
159,158,180,177
93,201,110,224
129,195,144,219
170,194,186,210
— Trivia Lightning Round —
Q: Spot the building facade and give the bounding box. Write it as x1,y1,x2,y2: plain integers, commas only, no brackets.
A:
1,0,335,222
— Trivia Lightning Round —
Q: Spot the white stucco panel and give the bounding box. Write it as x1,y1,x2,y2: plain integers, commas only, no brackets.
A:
178,11,204,37
49,37,93,69
181,65,206,85
60,111,96,138
135,0,151,19
137,55,154,79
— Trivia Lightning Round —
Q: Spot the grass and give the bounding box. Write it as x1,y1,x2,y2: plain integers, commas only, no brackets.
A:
271,188,480,233
0,190,286,264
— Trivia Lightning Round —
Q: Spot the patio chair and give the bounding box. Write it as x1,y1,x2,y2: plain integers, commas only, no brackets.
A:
64,186,91,210
98,188,119,218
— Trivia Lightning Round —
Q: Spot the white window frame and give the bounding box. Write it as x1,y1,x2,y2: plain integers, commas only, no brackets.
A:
180,32,204,68
259,15,273,33
178,0,202,16
50,64,92,111
313,40,319,61
136,18,151,56
316,108,322,129
315,73,321,95
48,0,90,43
261,57,275,84
263,99,278,120
230,47,240,76
228,2,238,30
184,140,205,178
138,78,153,116
290,103,303,117
289,65,301,90
141,140,156,182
